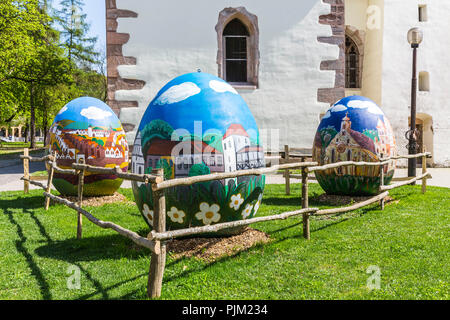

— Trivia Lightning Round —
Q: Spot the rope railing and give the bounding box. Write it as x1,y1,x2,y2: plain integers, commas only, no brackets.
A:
19,147,432,298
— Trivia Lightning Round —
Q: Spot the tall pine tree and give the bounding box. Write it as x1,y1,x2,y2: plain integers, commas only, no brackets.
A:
55,0,98,68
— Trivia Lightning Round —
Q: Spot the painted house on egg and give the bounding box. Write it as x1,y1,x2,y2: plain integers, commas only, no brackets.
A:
106,0,450,167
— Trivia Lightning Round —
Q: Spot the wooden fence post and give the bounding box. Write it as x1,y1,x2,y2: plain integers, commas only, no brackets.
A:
284,145,290,195
44,151,56,210
23,148,29,194
77,158,86,239
301,167,310,240
421,150,427,194
148,168,166,298
379,163,385,210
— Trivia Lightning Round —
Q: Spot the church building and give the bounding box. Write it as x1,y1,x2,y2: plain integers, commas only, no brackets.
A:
105,0,450,167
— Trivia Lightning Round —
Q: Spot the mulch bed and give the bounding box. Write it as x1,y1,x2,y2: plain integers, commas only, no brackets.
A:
166,227,271,262
60,192,135,207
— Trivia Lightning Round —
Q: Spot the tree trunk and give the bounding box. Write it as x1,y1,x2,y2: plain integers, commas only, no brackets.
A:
24,123,29,143
43,106,48,146
30,82,36,149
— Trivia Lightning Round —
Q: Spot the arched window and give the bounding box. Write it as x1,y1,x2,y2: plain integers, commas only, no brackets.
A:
345,35,360,88
216,7,259,87
223,19,249,83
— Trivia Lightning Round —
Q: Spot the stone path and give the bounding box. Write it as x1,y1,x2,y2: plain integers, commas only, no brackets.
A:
1,156,449,192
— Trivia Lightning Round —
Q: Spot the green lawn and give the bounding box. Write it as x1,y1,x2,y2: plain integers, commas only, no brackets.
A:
0,183,448,300
0,141,45,158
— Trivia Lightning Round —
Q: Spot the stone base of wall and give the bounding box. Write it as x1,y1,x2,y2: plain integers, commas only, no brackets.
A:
105,0,143,118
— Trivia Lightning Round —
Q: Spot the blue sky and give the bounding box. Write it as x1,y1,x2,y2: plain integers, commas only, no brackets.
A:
52,0,106,58
82,0,106,53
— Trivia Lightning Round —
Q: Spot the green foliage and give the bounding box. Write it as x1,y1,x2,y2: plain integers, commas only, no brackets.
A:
0,0,105,146
319,126,338,148
91,138,104,146
188,162,211,177
54,0,99,68
140,120,175,155
156,158,173,180
363,129,380,142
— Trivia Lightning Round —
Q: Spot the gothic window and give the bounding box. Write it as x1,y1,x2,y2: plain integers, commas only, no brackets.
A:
345,35,360,88
223,19,249,83
216,7,259,87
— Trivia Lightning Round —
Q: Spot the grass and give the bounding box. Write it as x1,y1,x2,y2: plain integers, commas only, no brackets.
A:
0,141,44,148
30,170,48,177
0,142,45,159
0,183,448,300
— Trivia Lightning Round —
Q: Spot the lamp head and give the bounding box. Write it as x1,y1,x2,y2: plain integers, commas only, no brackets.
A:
407,27,423,48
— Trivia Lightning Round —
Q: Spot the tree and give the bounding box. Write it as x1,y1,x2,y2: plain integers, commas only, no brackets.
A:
0,0,104,147
189,163,211,177
5,1,72,148
0,0,46,84
0,0,71,147
55,0,98,68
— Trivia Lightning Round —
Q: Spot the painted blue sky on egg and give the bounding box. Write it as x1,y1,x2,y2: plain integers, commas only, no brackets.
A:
53,96,121,128
318,95,386,133
138,72,260,141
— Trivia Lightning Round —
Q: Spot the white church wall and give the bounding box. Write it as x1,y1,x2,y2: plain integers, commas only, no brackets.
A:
114,0,339,152
382,0,450,166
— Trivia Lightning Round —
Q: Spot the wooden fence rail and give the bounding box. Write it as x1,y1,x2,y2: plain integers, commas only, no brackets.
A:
19,147,432,299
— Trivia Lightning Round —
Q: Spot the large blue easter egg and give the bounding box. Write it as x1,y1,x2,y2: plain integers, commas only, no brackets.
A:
131,72,265,232
312,96,397,195
48,97,129,196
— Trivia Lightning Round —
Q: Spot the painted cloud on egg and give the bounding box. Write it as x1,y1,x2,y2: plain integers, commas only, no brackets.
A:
80,106,113,120
209,80,238,94
347,100,384,115
322,110,331,119
154,82,201,105
331,104,347,113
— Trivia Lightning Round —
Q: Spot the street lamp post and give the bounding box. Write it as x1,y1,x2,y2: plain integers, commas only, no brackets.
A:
407,27,423,179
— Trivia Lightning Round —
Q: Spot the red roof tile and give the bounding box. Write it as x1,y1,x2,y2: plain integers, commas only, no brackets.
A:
223,124,249,139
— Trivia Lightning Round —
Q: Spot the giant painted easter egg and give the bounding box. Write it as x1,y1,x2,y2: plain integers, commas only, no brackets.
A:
131,72,265,232
48,97,129,196
312,96,397,195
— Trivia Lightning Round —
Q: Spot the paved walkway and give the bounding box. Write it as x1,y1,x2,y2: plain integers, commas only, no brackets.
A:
265,168,450,188
1,156,449,192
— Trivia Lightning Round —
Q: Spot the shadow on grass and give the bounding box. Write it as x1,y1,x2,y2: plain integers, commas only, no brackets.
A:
261,196,303,207
162,240,269,285
260,195,383,245
1,194,152,300
34,233,151,262
1,196,53,299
